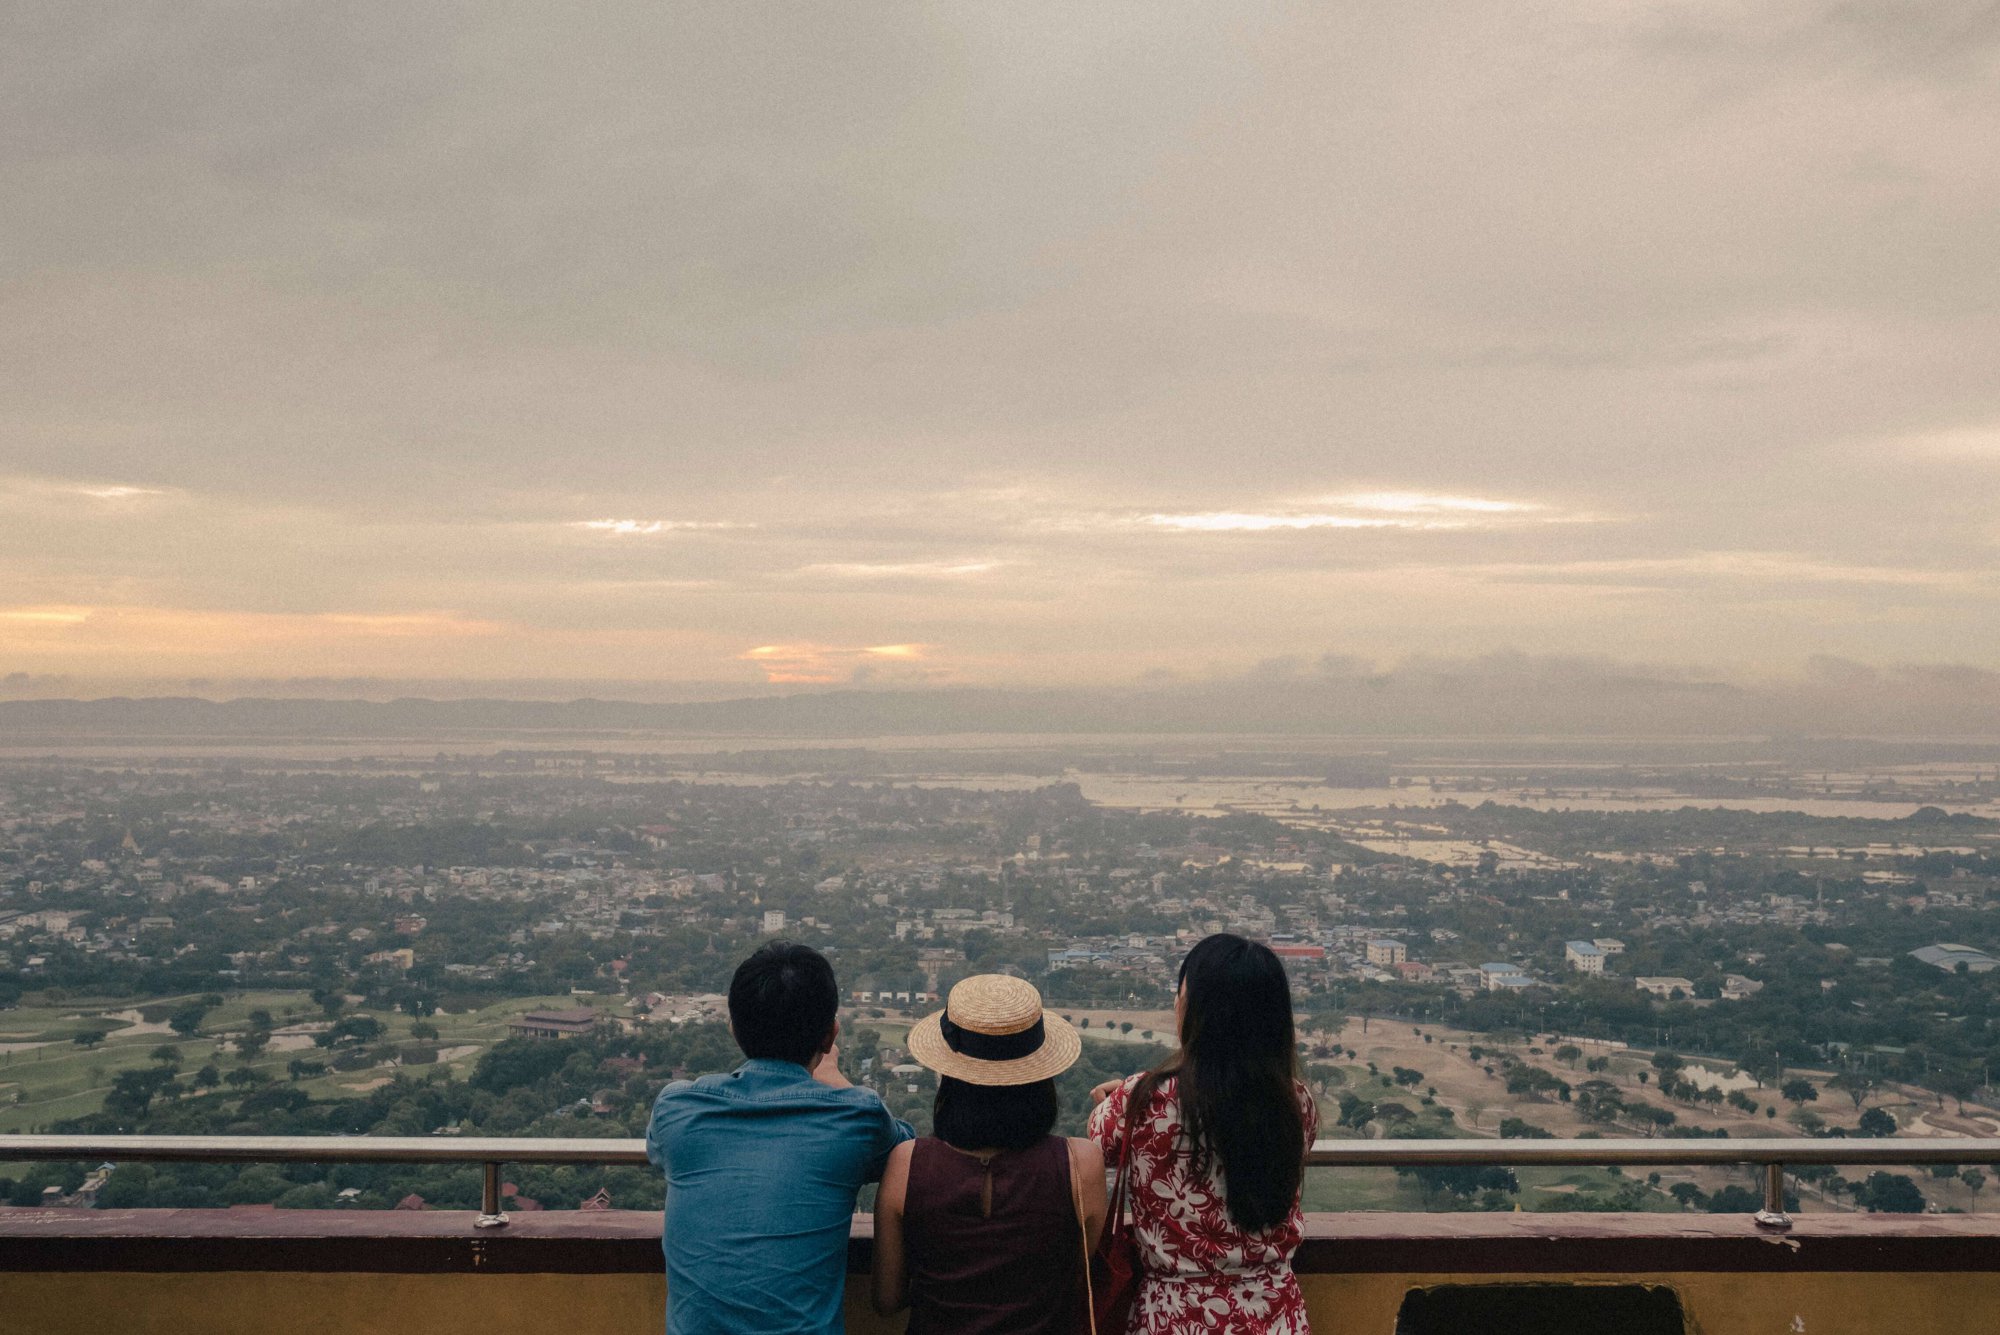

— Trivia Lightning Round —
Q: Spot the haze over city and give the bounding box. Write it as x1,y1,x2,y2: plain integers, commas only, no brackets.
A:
5,4,2000,727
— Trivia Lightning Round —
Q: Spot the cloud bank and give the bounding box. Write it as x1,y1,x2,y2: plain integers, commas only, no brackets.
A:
3,4,1998,689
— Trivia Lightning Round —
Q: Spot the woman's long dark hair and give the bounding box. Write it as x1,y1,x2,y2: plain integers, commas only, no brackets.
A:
1132,933,1303,1231
933,1075,1059,1152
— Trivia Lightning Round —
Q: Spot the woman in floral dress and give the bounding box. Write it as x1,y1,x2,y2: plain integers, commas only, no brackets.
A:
1088,934,1318,1335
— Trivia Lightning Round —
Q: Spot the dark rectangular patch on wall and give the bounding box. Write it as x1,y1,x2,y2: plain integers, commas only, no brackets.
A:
1396,1283,1685,1335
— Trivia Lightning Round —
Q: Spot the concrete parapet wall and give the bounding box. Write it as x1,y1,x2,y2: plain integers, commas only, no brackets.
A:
3,1210,1996,1335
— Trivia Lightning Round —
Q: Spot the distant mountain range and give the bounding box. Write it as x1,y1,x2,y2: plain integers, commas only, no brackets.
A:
4,659,1999,741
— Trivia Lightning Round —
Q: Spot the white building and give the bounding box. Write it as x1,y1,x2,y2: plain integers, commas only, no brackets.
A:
1365,939,1407,967
1564,940,1606,975
1634,976,1694,999
761,909,787,934
1480,962,1532,991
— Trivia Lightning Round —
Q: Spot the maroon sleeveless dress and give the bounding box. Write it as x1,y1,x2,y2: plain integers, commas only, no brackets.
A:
903,1135,1088,1335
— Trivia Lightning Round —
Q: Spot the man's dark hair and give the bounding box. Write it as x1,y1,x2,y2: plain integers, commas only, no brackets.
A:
728,941,839,1067
932,1076,1059,1151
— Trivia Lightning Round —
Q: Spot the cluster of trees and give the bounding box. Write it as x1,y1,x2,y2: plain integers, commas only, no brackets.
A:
1573,1079,1678,1135
1,1023,743,1209
1663,1181,1802,1214
0,1020,1179,1210
1396,1161,1519,1208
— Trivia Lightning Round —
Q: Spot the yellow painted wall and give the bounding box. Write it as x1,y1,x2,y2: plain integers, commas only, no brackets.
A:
6,1270,1999,1335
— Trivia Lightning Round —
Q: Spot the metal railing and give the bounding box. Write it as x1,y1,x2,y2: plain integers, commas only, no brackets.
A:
4,1134,1996,1232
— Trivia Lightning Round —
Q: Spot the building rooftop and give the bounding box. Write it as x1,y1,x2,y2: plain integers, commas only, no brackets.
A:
1910,943,1999,974
515,1008,600,1025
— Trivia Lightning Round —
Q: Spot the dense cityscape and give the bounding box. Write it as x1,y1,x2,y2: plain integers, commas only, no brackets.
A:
4,750,1996,1217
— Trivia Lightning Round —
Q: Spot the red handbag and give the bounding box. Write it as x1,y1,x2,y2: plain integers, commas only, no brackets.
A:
1088,1079,1149,1335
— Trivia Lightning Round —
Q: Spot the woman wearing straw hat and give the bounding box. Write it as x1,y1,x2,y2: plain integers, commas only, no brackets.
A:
872,974,1108,1335
1086,935,1318,1335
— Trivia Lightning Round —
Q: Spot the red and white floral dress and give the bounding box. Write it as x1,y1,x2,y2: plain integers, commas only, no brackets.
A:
1088,1074,1318,1335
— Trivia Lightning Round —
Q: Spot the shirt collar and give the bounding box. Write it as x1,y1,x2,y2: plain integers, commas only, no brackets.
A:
737,1057,815,1081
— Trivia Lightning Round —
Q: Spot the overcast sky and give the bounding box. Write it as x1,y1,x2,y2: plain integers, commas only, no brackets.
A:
4,2,2000,696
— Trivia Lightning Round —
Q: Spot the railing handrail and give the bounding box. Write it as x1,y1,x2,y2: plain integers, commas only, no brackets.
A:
2,1133,1995,1169
0,1134,655,1167
6,1134,1994,1232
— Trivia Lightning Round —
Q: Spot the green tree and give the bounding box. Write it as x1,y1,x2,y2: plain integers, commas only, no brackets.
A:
1857,1107,1897,1138
1857,1172,1926,1214
1400,1163,1517,1204
1780,1078,1818,1106
1336,1094,1375,1131
1709,1183,1797,1213
1505,1064,1562,1098
168,1003,211,1038
1829,1067,1875,1110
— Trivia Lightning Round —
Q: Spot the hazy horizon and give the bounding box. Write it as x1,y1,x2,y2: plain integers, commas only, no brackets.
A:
7,652,2000,746
6,5,2000,696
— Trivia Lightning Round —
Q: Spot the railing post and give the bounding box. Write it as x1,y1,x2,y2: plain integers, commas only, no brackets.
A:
1754,1161,1791,1232
475,1160,508,1229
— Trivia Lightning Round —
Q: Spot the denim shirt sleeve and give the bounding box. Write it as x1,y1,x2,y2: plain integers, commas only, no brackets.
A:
864,1103,917,1183
645,1078,695,1168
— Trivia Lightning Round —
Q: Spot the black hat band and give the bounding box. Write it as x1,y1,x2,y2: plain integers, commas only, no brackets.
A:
940,1011,1046,1062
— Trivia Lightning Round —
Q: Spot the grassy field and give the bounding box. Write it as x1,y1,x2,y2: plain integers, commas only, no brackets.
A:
0,990,607,1135
8,993,1987,1215
1299,1162,1675,1213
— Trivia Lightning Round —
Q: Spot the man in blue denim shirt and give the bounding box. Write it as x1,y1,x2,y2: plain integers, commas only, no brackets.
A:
648,942,913,1335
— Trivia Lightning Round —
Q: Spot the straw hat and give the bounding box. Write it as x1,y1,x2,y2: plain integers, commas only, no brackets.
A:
907,975,1081,1086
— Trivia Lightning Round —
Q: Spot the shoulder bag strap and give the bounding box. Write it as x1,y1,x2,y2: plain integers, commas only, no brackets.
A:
1107,1074,1148,1235
1068,1139,1095,1335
